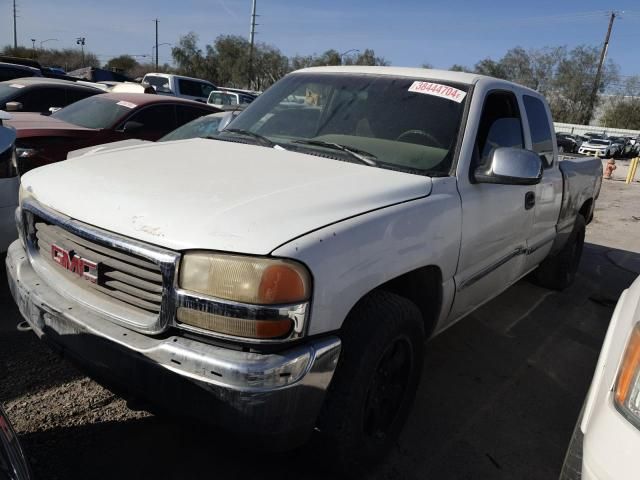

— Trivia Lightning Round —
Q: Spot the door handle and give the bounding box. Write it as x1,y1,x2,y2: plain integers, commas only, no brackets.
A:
525,191,535,210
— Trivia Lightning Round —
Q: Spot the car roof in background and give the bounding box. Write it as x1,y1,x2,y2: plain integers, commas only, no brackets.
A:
94,92,222,108
0,62,41,73
1,76,102,90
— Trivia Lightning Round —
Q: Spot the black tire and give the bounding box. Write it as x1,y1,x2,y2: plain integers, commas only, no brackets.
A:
532,215,586,290
317,290,425,473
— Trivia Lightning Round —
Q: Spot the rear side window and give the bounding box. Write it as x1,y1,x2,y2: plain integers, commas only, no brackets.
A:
19,86,67,112
474,91,524,167
176,105,214,126
178,79,214,98
0,67,34,81
523,95,554,167
66,87,99,105
128,104,177,132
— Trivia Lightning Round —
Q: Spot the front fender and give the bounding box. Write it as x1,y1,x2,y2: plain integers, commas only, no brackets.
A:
271,177,462,336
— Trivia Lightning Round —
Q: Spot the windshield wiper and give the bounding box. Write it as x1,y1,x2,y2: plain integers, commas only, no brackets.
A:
222,128,280,148
292,139,378,166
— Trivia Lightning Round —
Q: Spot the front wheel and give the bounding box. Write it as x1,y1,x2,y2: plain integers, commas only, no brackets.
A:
317,290,425,473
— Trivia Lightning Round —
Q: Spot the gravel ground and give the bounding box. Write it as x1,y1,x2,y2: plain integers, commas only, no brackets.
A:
1,177,639,479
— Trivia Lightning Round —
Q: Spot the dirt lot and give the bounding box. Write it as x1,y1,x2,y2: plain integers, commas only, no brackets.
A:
1,176,640,480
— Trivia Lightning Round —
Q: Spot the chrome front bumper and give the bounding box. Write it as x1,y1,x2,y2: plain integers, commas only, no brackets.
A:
6,240,341,447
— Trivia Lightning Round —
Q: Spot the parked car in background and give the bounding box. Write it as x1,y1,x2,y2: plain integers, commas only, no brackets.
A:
6,92,220,173
0,403,31,480
0,78,103,114
0,63,42,82
562,274,640,479
66,110,240,159
556,133,579,153
0,111,19,252
579,138,615,157
7,66,603,469
142,73,216,102
584,132,606,140
207,90,256,109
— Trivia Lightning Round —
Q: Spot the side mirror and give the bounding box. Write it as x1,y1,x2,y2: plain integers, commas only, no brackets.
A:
120,121,144,133
474,147,543,186
49,107,61,114
5,102,23,112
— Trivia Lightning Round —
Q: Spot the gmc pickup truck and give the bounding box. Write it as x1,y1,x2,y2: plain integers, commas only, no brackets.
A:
7,67,602,469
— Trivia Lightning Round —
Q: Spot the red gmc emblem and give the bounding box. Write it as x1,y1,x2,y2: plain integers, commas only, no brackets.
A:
51,244,99,283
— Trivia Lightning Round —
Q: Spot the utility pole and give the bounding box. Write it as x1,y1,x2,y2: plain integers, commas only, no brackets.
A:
13,0,17,49
155,19,159,70
585,11,616,125
247,0,257,89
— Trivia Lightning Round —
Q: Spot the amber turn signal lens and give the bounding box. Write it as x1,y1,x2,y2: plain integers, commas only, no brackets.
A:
615,324,640,415
259,265,307,304
177,308,293,339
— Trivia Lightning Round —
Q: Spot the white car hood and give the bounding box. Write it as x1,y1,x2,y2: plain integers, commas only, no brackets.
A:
22,139,432,254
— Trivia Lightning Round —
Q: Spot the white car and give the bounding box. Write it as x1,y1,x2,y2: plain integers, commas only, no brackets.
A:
142,73,216,103
0,111,19,252
562,274,640,479
579,139,614,157
207,90,256,108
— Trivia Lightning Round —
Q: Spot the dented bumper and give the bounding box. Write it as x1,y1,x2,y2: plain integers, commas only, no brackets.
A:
6,240,341,448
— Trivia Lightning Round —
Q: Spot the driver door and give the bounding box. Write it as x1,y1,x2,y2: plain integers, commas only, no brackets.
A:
448,90,536,323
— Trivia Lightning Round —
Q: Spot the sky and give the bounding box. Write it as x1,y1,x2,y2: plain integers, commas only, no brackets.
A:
4,0,640,78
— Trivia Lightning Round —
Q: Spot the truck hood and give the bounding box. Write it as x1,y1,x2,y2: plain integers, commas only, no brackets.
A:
22,139,432,254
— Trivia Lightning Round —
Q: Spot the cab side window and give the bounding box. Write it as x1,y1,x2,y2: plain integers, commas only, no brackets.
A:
474,91,524,168
523,95,554,168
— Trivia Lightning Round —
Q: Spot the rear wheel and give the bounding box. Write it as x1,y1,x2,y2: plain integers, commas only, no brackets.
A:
532,215,585,290
317,290,425,473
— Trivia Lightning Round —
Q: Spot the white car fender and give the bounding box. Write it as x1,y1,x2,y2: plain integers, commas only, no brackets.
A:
272,177,461,336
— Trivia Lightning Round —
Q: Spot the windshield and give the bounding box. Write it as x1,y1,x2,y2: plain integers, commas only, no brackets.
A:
52,95,131,129
590,139,609,146
0,84,21,104
228,73,469,175
160,114,227,141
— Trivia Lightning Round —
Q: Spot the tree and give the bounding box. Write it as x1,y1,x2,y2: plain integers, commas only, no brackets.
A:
2,45,99,71
474,58,507,79
104,55,139,75
600,76,640,129
171,32,205,78
449,64,471,72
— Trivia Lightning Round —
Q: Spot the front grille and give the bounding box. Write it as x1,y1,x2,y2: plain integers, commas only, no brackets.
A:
35,222,164,315
22,200,180,334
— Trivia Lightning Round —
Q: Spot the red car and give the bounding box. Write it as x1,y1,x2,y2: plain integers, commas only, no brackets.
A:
7,92,220,173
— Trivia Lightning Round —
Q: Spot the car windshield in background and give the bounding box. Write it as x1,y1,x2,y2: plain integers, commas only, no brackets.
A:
160,114,225,141
0,83,21,103
52,96,131,129
227,73,469,175
591,139,609,146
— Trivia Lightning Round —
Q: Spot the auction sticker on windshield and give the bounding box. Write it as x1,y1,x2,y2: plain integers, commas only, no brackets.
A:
116,101,137,109
408,81,466,103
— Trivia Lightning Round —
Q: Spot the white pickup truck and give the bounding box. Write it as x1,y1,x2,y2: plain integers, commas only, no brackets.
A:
7,67,602,469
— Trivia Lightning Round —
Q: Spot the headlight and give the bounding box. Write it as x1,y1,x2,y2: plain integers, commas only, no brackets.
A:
15,147,38,159
614,323,640,428
177,252,311,340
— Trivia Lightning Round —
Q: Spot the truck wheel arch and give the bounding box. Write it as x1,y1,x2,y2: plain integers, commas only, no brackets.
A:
580,198,594,224
343,265,443,338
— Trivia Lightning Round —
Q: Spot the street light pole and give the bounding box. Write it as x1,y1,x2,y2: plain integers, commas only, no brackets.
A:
151,43,171,69
13,0,17,49
31,39,36,50
340,49,360,64
40,38,58,49
76,37,86,66
154,19,159,70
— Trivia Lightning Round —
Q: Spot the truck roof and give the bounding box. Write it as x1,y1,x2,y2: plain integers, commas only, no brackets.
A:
293,66,542,96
